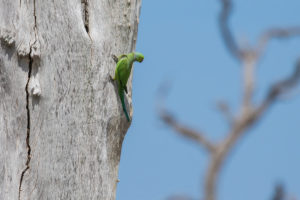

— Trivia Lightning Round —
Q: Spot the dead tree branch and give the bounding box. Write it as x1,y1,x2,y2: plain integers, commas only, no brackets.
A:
159,58,300,200
158,0,300,200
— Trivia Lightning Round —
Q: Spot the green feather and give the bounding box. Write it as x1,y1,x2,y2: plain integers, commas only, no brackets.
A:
119,87,130,121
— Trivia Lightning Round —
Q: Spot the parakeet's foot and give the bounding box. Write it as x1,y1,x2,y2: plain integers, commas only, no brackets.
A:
109,75,115,82
112,54,118,63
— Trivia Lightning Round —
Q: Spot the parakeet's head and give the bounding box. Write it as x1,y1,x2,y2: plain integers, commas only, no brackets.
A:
134,52,144,63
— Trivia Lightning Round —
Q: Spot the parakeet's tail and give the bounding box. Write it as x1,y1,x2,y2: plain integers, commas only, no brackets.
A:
119,88,130,122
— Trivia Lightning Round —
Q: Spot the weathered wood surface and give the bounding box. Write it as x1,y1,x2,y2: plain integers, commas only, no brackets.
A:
0,0,141,199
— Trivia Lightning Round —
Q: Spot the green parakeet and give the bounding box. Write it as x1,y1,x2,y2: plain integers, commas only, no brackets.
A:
112,52,144,121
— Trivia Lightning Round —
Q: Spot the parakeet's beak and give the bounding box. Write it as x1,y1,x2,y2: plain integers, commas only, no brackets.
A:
137,56,144,63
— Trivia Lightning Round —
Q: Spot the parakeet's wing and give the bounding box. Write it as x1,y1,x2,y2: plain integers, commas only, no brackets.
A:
116,57,129,90
116,57,131,121
118,54,127,61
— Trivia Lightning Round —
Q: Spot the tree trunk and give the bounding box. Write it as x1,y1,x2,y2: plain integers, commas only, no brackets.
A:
0,0,141,199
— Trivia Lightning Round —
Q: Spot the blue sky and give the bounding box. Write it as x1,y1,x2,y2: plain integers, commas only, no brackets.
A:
117,0,300,199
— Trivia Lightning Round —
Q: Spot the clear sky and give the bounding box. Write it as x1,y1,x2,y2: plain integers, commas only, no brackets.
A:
117,0,300,199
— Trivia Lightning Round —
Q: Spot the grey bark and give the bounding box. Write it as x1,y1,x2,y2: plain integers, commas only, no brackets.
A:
0,0,141,199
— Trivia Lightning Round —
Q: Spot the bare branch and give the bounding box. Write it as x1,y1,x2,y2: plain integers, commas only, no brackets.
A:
242,56,256,110
159,110,215,153
216,101,234,126
159,1,300,200
278,88,300,101
219,0,243,61
257,59,300,115
156,82,215,152
202,53,300,200
272,184,285,200
256,27,300,57
205,108,257,200
166,195,195,200
203,54,300,200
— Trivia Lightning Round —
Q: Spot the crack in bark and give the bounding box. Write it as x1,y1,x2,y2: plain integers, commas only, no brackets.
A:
18,1,37,199
82,0,89,33
33,0,37,27
81,0,93,66
18,49,33,200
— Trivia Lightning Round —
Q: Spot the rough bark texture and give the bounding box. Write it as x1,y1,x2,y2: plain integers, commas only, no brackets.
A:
0,0,141,199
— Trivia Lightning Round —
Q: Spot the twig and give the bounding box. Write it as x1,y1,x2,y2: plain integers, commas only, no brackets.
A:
278,88,300,101
256,59,300,116
160,109,215,153
256,27,300,58
157,82,215,153
218,0,243,61
272,184,285,200
216,101,234,126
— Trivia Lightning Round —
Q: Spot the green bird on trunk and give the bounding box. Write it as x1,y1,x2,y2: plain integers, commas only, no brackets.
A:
112,52,144,121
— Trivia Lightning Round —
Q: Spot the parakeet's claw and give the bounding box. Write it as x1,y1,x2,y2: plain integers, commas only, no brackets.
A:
112,54,118,63
109,75,115,82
